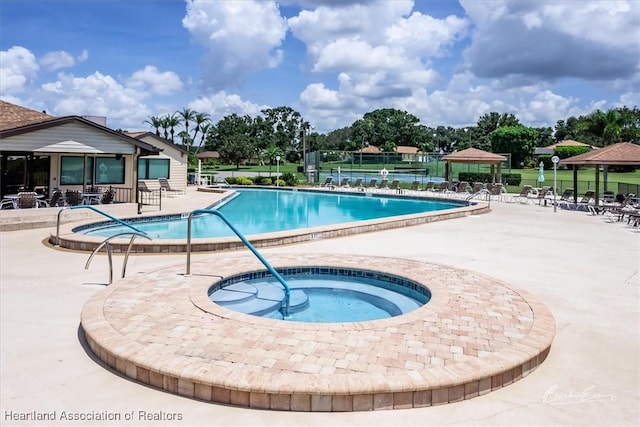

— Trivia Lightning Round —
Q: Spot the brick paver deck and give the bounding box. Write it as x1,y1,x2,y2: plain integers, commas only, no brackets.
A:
81,253,555,412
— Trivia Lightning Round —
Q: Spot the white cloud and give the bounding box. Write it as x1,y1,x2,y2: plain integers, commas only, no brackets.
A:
0,46,39,94
40,51,74,71
40,71,152,129
188,91,269,123
127,65,183,96
182,0,288,89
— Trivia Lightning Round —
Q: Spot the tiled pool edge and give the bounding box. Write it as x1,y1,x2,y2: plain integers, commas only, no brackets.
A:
80,254,555,412
52,198,489,253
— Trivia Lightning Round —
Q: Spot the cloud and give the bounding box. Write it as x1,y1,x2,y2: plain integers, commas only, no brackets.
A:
462,0,640,81
127,65,183,96
40,71,152,128
0,46,39,94
188,91,269,123
182,0,288,90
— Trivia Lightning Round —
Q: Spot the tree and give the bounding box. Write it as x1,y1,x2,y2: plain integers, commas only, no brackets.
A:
261,145,284,176
490,126,537,167
476,112,521,151
261,106,304,161
191,112,211,154
176,108,197,151
163,113,181,143
142,115,163,136
208,114,255,169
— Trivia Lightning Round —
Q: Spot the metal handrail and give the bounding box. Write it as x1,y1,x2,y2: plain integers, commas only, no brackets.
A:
186,208,291,316
55,205,146,246
465,189,491,202
85,232,152,285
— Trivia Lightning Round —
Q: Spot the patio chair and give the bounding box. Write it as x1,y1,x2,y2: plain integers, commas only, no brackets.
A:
409,180,421,193
64,190,81,206
338,177,350,188
17,192,37,209
377,179,389,191
424,181,435,192
100,189,115,204
489,183,507,201
43,189,64,207
158,178,185,196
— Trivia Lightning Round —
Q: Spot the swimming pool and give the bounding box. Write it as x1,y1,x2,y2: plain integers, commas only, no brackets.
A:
78,188,464,239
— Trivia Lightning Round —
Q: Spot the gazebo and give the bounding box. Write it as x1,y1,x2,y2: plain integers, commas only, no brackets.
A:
195,151,220,185
559,142,640,205
441,148,508,184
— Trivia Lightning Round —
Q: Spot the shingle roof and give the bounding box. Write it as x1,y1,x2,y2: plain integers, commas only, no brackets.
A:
560,142,640,165
0,100,54,131
442,147,507,164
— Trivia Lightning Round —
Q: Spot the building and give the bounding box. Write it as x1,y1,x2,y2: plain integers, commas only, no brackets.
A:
0,100,167,203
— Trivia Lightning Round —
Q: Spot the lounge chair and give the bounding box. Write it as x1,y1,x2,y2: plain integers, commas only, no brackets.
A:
597,193,636,220
350,178,364,190
455,181,470,197
409,180,421,193
573,190,595,212
432,181,450,194
377,179,389,191
511,185,533,204
489,183,507,201
336,178,350,189
365,178,377,191
424,181,435,192
320,177,333,187
388,180,401,193
471,182,484,194
158,178,185,196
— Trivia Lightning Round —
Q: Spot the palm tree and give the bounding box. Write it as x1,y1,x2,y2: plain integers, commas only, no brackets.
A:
159,115,170,140
142,115,163,136
194,123,211,155
177,108,197,152
164,113,181,143
261,145,283,176
191,112,211,153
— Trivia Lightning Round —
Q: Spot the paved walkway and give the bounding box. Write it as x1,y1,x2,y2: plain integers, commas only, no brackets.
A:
1,187,638,426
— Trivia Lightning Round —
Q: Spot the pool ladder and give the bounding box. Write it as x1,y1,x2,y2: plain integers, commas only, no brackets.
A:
185,209,291,317
55,205,151,285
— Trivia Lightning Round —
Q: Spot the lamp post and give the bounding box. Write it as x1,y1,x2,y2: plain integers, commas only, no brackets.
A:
552,156,559,213
276,155,281,187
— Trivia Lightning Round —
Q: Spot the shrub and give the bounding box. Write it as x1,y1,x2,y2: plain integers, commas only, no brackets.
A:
275,179,287,187
458,172,491,183
258,177,273,185
281,172,298,186
225,177,237,185
503,173,521,186
236,177,254,185
554,146,590,159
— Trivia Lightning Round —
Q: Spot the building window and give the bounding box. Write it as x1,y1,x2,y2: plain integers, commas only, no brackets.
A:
138,158,169,179
60,156,125,185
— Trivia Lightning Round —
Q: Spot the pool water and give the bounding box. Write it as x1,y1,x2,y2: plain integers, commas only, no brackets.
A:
80,188,462,239
209,271,430,323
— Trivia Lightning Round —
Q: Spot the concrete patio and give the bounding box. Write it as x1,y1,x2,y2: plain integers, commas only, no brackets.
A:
1,187,638,426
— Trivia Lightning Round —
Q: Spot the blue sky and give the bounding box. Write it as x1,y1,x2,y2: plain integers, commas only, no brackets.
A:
1,0,638,134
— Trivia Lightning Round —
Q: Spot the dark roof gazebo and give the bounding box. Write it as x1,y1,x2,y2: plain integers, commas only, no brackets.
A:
442,148,508,184
559,142,640,205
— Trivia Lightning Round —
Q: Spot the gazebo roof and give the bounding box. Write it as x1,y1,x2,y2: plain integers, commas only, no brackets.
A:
196,151,220,159
560,142,640,166
442,147,507,164
547,139,593,149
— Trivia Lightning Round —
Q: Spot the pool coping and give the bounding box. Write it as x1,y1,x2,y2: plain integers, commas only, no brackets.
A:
51,187,490,253
81,253,555,411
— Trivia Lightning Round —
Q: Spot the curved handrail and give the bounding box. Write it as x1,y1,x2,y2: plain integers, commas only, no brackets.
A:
465,189,491,203
186,208,291,316
55,205,146,246
85,232,152,285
